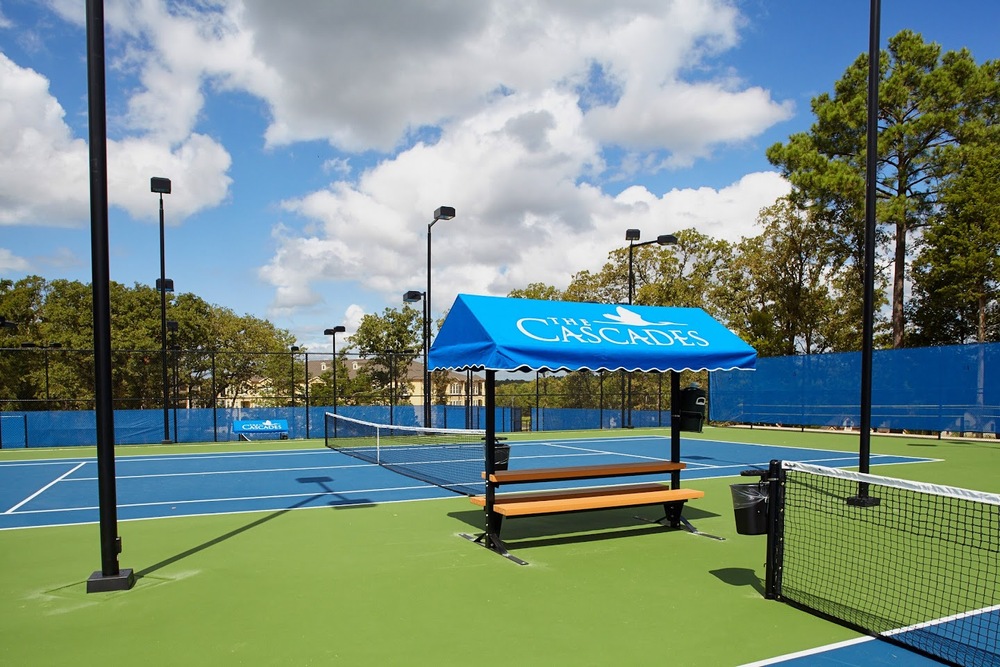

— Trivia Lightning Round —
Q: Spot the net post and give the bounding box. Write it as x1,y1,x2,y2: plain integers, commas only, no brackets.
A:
764,459,783,600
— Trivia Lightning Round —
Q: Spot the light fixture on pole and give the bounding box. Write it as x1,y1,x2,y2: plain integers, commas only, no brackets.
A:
426,205,455,428
624,229,678,428
403,290,429,427
626,230,677,306
324,327,346,420
151,176,173,444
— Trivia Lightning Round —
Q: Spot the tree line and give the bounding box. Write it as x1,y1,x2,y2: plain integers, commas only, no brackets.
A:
0,276,434,411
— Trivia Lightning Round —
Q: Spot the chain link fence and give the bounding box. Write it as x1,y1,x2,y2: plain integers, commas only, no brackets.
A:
0,346,704,447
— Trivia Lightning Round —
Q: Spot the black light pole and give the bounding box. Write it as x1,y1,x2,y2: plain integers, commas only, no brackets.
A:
167,320,178,442
390,352,396,424
304,351,311,438
848,0,882,508
624,229,678,427
151,176,172,444
427,205,455,428
87,0,132,592
403,290,429,426
289,345,300,407
324,326,346,421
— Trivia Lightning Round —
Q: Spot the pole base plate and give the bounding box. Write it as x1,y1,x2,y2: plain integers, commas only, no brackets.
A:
86,568,135,593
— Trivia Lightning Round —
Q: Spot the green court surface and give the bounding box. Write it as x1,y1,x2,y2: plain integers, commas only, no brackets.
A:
1,426,996,666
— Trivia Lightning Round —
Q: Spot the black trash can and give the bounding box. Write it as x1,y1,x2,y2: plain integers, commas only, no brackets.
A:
492,441,510,471
678,385,707,432
730,482,768,535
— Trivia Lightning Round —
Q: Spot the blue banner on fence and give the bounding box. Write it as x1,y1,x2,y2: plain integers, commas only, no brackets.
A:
232,419,289,434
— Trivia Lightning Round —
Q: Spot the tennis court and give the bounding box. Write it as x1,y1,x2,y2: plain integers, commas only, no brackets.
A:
0,434,930,530
1,426,996,666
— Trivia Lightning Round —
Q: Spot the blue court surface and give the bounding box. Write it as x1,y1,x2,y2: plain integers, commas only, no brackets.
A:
742,606,1000,667
0,435,932,531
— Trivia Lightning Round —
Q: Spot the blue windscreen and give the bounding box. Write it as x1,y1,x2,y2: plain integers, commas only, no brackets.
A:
710,343,999,434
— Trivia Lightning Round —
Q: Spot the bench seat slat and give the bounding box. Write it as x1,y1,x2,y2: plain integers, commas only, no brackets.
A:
470,483,703,517
486,460,685,484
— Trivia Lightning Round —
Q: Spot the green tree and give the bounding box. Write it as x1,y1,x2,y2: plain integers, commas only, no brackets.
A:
717,199,870,356
909,138,1000,344
640,229,732,316
0,276,299,410
767,30,990,348
348,305,421,405
212,311,295,408
507,283,563,300
563,249,629,305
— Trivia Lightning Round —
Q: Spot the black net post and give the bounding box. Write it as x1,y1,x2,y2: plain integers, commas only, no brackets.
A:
764,459,785,600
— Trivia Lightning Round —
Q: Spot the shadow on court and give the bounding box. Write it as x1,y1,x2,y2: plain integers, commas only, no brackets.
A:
447,505,720,552
710,567,765,596
134,476,374,581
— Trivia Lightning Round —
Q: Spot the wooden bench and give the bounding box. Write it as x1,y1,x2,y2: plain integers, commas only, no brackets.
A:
470,483,703,516
466,460,706,564
485,460,686,484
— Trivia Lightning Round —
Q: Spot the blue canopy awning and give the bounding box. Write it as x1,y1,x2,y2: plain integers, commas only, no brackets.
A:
428,294,756,373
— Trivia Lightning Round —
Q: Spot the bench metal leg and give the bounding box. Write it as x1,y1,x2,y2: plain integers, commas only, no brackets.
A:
459,510,529,565
637,501,726,541
460,530,529,566
673,514,725,541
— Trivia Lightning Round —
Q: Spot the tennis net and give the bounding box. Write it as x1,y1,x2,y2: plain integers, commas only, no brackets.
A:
765,460,1000,667
323,412,487,496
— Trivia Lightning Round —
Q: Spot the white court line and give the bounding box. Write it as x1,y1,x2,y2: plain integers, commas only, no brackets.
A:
738,636,875,666
537,441,667,461
7,482,443,515
0,448,327,467
63,461,375,482
4,461,86,514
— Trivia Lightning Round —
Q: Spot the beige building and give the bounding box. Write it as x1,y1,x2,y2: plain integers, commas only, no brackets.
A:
218,356,485,410
316,358,484,408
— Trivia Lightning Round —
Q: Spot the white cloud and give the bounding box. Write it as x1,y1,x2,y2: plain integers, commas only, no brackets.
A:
584,82,794,165
0,247,31,274
107,134,232,221
261,85,789,312
615,171,792,242
0,51,231,227
0,53,89,226
232,0,779,161
343,304,365,332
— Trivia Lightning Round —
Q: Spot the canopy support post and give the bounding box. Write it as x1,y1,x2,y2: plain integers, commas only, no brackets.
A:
670,371,681,489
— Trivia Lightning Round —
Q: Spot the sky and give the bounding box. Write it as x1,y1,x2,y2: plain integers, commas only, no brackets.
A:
1,0,998,353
